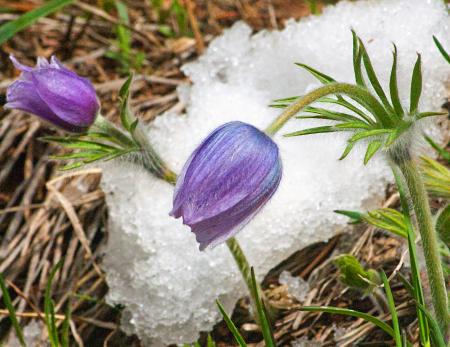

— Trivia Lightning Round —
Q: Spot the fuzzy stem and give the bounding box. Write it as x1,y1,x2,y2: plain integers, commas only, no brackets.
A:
132,124,177,184
226,238,276,322
264,83,389,136
393,157,449,336
93,114,135,148
94,115,177,184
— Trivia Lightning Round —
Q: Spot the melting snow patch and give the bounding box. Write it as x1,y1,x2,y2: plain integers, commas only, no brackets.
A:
279,271,309,302
101,0,450,344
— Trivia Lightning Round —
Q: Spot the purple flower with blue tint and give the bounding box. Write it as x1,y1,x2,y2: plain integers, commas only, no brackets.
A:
4,56,99,133
170,121,282,250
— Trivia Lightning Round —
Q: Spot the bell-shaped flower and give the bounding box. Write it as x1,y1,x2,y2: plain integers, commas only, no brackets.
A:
170,121,282,250
4,56,99,133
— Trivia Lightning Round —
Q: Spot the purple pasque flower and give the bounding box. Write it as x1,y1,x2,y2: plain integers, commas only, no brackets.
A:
4,55,99,133
170,121,282,250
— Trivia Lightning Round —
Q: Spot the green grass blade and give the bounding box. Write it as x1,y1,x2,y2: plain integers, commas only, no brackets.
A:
250,268,275,347
0,0,73,45
45,261,63,347
0,274,26,347
415,304,446,347
380,271,402,347
392,167,430,346
216,300,247,347
115,1,131,57
409,54,422,114
206,334,216,347
389,45,404,118
61,303,71,347
299,306,395,338
433,35,450,64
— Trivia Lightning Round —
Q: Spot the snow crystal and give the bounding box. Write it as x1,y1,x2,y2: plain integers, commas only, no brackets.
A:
292,337,321,347
279,271,310,302
7,320,44,347
101,0,450,344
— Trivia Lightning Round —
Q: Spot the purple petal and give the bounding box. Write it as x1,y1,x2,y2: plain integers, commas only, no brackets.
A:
31,68,99,127
190,157,281,249
50,56,69,71
9,55,32,72
171,121,282,250
36,57,50,68
4,80,84,131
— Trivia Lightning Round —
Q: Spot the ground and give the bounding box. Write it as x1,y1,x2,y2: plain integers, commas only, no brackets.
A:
0,0,448,346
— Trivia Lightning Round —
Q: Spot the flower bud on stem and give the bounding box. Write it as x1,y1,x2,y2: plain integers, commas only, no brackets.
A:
117,116,277,322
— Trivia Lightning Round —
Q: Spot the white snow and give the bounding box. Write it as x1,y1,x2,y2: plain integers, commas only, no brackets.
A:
279,271,310,302
100,0,450,344
292,337,321,347
7,320,44,347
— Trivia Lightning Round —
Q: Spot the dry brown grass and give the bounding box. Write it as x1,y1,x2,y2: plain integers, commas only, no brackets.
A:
0,1,446,346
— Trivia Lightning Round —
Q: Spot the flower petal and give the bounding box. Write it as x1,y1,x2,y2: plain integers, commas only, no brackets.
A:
4,80,84,131
173,122,280,223
171,121,282,249
9,55,32,72
31,68,99,127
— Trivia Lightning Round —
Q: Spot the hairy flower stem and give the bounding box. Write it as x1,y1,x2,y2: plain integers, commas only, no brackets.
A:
392,155,450,337
226,238,277,322
93,114,135,148
94,115,177,184
108,115,276,321
265,82,391,136
264,82,449,336
132,124,178,184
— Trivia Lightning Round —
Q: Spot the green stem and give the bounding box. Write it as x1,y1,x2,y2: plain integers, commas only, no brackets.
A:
94,115,177,184
394,157,449,336
264,82,388,136
226,238,276,322
392,165,431,347
93,114,135,148
132,124,177,184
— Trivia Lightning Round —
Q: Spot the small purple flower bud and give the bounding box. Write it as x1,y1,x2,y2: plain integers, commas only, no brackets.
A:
4,56,99,133
170,121,282,250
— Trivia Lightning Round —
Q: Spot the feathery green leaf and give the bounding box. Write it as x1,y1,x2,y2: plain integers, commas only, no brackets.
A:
364,140,382,165
389,45,404,117
409,54,422,114
381,271,402,347
284,126,339,137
